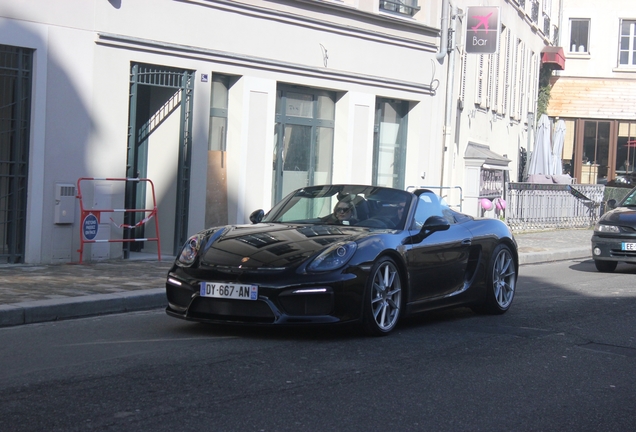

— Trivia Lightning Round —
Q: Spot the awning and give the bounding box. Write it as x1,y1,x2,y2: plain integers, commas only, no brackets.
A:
547,77,636,120
541,46,565,70
465,142,511,169
482,164,510,171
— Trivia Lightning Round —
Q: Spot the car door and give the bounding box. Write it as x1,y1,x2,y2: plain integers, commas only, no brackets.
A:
404,192,473,304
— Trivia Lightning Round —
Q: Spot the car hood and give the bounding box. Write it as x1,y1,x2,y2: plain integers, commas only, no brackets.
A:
600,207,636,226
198,223,370,269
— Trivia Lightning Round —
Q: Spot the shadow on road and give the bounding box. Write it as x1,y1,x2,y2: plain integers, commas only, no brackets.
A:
568,258,636,274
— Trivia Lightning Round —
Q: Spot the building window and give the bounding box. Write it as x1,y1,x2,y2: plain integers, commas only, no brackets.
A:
569,18,589,53
379,0,420,17
272,86,335,204
373,99,408,189
619,20,636,66
0,44,33,263
616,122,636,179
208,74,230,151
530,0,539,23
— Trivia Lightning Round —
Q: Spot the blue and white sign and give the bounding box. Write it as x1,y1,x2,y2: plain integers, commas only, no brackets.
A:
83,213,99,240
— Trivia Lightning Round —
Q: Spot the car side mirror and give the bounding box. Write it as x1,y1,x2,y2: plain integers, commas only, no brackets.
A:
607,199,617,209
420,215,450,234
249,209,264,224
404,215,451,244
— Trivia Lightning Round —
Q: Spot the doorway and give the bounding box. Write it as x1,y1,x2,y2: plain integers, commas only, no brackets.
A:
0,45,32,263
616,122,636,179
373,98,408,189
126,63,194,257
575,120,614,184
272,85,335,205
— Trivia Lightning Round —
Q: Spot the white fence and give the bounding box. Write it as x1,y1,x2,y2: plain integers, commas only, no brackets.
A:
505,183,605,231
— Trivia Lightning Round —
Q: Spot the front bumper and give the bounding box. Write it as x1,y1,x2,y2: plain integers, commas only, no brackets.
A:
591,234,636,263
165,267,364,326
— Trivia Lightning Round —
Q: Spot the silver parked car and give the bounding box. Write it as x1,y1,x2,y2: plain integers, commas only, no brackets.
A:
591,186,636,272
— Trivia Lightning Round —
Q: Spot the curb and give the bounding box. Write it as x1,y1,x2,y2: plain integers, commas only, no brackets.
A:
519,248,590,265
0,249,593,328
0,288,166,328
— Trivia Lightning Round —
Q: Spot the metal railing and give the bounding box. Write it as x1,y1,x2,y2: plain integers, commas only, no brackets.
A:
379,0,420,17
505,183,604,231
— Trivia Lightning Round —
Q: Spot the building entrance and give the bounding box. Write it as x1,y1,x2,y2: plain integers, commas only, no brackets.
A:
0,45,32,263
126,63,194,257
272,86,335,205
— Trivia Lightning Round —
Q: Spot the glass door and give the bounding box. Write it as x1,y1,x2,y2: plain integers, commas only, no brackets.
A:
272,87,335,204
616,122,636,181
581,120,611,184
373,99,408,189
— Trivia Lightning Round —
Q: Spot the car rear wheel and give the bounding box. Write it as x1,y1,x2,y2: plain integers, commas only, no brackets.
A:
363,257,402,336
474,244,516,314
594,259,617,273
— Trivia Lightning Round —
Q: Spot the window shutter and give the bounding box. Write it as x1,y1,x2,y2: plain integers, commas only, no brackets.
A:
494,51,500,114
487,54,495,110
503,29,511,116
475,54,484,106
512,38,522,121
529,51,537,118
460,50,467,105
510,38,519,120
519,42,526,121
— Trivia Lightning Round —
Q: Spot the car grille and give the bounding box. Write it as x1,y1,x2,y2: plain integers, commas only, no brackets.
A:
278,293,334,316
610,249,636,258
166,286,195,308
188,297,276,323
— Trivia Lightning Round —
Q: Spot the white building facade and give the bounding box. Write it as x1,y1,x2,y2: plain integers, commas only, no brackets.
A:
446,0,558,215
0,0,555,264
547,0,636,186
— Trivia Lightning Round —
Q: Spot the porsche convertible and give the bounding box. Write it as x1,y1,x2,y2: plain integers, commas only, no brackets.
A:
165,185,518,336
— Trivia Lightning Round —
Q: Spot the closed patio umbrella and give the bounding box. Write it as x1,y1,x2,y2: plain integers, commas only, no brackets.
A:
551,119,566,175
527,114,552,177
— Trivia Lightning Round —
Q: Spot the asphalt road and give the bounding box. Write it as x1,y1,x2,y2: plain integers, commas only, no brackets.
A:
1,258,635,432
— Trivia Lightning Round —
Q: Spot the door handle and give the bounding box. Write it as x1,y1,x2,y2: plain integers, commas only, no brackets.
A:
461,239,472,246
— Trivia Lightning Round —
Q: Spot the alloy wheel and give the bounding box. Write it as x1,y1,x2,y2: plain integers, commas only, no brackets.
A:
370,260,402,332
492,247,516,309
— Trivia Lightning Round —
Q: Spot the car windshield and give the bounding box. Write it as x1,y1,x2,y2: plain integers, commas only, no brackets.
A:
263,185,412,230
620,188,636,207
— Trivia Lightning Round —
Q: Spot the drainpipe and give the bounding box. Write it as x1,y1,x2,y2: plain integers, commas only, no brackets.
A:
436,0,450,62
439,2,458,192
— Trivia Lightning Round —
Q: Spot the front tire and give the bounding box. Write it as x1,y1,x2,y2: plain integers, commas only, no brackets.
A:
362,257,402,336
474,243,517,315
594,259,617,273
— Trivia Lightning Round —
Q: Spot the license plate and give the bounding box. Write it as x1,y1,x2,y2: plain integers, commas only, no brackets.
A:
622,242,636,251
200,282,258,300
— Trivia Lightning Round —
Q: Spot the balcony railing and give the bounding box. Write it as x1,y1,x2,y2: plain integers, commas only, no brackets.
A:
379,0,420,17
505,183,604,231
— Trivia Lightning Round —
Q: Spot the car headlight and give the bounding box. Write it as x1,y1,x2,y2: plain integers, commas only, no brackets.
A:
595,223,620,233
307,241,357,272
177,234,204,267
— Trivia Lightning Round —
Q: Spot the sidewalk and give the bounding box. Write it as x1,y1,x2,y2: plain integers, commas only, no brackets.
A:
0,228,593,327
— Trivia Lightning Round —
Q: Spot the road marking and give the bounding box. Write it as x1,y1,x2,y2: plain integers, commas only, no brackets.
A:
61,336,236,346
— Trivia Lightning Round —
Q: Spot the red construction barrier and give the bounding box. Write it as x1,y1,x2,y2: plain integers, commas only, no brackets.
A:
77,177,161,264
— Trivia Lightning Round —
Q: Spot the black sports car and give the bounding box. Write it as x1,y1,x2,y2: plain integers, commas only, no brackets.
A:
591,186,636,272
165,185,518,335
